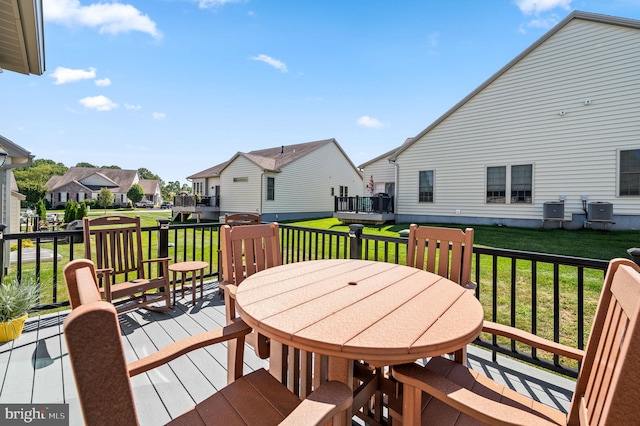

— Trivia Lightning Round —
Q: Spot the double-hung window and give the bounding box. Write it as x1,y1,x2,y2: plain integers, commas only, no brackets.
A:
486,164,532,204
418,170,434,202
266,177,275,200
511,165,532,203
620,149,640,196
486,166,506,203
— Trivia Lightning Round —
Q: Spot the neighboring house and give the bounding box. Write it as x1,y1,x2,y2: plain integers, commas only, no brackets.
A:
137,179,162,206
359,138,414,197
186,160,228,202
10,174,26,233
187,139,363,221
45,167,160,208
0,135,34,234
376,11,640,230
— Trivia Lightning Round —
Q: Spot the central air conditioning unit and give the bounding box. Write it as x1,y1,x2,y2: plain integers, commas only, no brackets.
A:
588,202,613,222
543,201,564,220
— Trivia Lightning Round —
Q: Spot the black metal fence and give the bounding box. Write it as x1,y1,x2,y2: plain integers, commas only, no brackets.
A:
334,195,394,213
1,221,611,377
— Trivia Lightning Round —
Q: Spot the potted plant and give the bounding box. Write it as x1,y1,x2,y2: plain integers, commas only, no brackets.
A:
0,278,38,342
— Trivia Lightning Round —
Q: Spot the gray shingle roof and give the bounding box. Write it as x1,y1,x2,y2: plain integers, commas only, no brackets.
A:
45,167,139,193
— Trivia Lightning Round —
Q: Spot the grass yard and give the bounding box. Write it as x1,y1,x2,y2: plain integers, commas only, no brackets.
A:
284,217,638,261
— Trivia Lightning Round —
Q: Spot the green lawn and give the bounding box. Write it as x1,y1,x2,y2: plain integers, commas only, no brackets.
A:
284,217,638,261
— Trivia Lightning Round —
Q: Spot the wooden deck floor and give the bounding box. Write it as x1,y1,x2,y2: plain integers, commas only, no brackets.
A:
0,281,576,425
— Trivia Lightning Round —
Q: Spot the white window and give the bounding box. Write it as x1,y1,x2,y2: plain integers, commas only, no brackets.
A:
486,164,532,204
620,149,640,196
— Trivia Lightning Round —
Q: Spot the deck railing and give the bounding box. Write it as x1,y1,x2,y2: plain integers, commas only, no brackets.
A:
0,221,610,377
173,195,219,207
334,195,394,213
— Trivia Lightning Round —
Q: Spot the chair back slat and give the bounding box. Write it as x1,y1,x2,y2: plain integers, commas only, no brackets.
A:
221,222,281,286
569,260,640,425
407,224,474,286
84,216,145,280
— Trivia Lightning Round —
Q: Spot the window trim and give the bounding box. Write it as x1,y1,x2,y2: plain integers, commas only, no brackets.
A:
418,170,434,203
618,148,640,197
485,164,534,205
266,177,275,201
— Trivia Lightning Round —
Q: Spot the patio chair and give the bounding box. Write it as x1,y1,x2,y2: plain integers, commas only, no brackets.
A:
392,258,640,425
219,222,281,358
82,215,171,313
406,224,475,289
63,260,353,426
224,212,262,227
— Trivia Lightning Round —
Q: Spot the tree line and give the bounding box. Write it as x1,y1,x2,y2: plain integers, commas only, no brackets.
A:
13,159,191,208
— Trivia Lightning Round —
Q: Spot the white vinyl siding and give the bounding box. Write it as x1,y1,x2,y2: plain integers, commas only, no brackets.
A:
362,159,396,196
220,156,263,213
395,18,640,219
262,143,362,214
619,149,640,196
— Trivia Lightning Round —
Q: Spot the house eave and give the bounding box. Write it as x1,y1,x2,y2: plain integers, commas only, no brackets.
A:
0,0,45,76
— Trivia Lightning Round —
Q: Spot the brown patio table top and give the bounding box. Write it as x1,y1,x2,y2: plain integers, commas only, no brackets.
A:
235,258,484,368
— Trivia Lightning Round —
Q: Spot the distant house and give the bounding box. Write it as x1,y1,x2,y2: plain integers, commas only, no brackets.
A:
186,139,363,221
0,135,34,234
364,11,640,230
45,168,161,208
359,138,414,198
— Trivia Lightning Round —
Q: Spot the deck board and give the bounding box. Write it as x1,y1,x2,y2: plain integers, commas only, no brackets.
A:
0,280,575,424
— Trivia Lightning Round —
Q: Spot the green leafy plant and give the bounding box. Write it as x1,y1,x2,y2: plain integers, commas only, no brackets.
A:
0,278,39,322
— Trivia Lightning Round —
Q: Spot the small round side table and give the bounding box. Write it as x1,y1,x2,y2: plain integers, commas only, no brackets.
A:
169,261,208,305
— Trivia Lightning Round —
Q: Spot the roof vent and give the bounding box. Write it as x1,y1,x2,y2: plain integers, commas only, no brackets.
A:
280,146,284,154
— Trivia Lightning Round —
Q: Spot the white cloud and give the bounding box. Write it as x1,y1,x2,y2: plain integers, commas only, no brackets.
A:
95,78,111,87
79,95,118,111
251,54,288,73
153,112,167,120
197,0,246,9
427,32,440,48
518,16,560,33
51,66,96,84
44,0,162,39
514,0,572,15
357,116,386,128
125,103,142,110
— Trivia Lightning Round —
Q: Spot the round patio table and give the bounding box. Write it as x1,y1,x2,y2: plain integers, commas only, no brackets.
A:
235,259,484,424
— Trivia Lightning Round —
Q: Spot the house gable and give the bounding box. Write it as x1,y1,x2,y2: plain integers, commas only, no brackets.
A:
79,173,119,190
385,10,640,229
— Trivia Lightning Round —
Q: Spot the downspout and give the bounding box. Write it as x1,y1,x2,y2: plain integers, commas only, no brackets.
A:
260,171,265,215
390,158,399,217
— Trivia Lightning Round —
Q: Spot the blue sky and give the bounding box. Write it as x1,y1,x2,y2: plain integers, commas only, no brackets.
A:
3,0,640,185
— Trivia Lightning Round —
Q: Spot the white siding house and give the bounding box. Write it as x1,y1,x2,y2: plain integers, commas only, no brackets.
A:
0,135,34,235
387,11,640,230
189,139,363,222
359,138,414,197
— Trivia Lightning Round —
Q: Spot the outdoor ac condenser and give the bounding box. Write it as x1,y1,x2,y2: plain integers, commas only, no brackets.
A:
543,202,564,220
588,202,613,222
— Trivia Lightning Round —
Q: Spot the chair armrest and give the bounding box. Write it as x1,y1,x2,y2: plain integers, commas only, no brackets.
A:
483,321,584,361
127,319,251,377
94,267,113,278
393,363,559,426
463,281,477,290
140,257,171,264
218,282,238,300
279,380,353,426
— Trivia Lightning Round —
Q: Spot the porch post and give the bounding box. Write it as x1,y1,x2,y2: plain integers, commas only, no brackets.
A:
157,219,170,283
348,224,364,260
